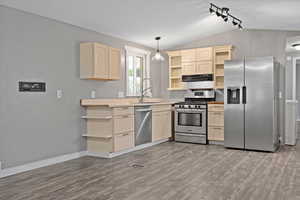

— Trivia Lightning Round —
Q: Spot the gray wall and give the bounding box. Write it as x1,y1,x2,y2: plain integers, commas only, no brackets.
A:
0,6,164,169
161,29,300,142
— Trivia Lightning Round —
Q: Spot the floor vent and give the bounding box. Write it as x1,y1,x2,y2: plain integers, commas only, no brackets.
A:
131,164,144,168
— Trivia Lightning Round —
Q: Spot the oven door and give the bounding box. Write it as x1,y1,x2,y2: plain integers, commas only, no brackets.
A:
175,109,206,134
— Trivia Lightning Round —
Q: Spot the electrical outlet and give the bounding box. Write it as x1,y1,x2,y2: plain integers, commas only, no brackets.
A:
57,89,63,99
91,90,96,99
118,91,124,98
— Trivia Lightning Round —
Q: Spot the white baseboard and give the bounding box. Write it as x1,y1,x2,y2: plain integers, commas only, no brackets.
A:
87,139,169,158
0,139,169,178
208,140,224,145
0,151,87,179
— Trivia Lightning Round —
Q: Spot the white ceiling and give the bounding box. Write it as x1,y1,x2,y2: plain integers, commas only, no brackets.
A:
1,0,300,49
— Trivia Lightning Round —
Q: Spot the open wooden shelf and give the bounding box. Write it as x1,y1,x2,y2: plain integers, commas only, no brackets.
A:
82,134,112,139
213,45,232,89
170,65,181,69
81,116,113,120
167,88,187,91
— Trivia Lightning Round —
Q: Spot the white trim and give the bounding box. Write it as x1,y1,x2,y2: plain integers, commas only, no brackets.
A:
125,45,152,97
86,139,169,158
0,151,87,178
292,57,300,100
124,45,151,56
286,99,298,104
208,141,224,145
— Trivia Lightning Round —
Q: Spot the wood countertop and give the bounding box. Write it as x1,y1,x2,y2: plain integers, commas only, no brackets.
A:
81,98,178,107
207,101,224,104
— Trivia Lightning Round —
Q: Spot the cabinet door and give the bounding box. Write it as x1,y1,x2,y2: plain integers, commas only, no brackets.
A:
208,112,224,127
195,61,213,74
109,47,121,80
114,132,134,152
113,115,134,135
152,111,171,142
94,43,109,79
208,127,224,141
181,49,196,62
196,47,213,61
182,62,196,75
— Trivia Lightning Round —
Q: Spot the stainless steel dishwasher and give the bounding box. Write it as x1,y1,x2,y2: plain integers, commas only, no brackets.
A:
134,105,152,146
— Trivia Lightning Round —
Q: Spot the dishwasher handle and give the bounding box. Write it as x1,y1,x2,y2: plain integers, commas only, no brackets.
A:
136,108,152,112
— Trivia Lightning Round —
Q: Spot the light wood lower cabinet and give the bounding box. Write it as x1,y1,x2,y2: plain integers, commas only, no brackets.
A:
84,106,134,153
208,104,224,141
152,105,172,142
83,103,173,155
114,132,135,152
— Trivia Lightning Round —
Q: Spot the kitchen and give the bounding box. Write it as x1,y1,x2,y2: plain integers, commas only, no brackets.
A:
0,1,300,200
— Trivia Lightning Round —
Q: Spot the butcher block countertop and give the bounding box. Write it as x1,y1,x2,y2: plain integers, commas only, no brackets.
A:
81,98,177,107
207,101,224,104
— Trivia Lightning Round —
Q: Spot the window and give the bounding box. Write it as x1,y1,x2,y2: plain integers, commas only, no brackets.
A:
125,46,151,97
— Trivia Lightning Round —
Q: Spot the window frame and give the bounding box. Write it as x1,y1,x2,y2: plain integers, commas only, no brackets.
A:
125,46,151,97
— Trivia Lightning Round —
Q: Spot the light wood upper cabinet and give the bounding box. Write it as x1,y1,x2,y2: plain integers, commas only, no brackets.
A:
195,61,213,74
80,42,121,80
109,47,121,80
181,49,196,63
94,43,109,79
196,47,213,61
182,62,196,75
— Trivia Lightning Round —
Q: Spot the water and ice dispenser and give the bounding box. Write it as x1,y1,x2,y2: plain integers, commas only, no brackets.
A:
227,87,240,104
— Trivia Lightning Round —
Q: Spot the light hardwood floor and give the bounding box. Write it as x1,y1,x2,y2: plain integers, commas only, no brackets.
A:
1,142,299,200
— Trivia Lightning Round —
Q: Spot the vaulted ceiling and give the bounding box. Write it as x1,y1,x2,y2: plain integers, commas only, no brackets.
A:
1,0,300,49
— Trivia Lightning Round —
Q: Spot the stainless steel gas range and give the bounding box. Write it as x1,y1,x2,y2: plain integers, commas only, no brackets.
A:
174,89,215,144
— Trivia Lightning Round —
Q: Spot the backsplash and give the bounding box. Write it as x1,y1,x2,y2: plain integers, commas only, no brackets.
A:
167,89,224,102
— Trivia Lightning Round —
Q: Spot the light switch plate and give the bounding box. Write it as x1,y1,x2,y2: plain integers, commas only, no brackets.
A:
57,89,63,99
118,91,124,98
91,90,96,99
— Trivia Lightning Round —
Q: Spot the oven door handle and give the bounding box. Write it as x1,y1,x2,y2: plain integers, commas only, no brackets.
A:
176,110,206,114
176,133,205,137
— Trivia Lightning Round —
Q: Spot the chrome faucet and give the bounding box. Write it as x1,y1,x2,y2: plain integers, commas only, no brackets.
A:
139,86,152,103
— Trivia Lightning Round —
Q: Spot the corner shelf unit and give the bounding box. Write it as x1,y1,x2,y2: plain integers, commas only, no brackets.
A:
214,46,232,89
167,51,186,91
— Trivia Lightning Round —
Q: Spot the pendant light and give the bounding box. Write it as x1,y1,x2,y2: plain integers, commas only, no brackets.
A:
152,36,165,61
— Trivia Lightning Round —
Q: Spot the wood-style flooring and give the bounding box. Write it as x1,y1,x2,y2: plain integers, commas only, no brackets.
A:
1,142,300,200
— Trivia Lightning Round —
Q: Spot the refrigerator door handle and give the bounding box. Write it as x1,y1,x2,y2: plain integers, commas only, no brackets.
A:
242,86,247,104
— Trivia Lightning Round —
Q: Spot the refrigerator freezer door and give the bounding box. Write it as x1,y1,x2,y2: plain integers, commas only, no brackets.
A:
224,60,245,149
244,57,276,151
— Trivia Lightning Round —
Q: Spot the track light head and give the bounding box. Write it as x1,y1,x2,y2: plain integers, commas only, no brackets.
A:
209,3,242,29
209,4,214,14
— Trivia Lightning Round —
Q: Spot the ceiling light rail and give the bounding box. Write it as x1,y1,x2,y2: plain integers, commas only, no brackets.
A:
209,3,243,29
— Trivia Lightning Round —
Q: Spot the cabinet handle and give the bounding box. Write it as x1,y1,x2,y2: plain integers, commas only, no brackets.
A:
213,127,223,130
121,115,130,118
122,133,130,136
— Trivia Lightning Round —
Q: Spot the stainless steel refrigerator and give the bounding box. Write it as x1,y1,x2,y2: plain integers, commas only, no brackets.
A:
224,56,280,152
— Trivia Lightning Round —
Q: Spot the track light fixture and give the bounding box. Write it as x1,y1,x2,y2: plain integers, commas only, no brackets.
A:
209,4,214,14
209,3,243,30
